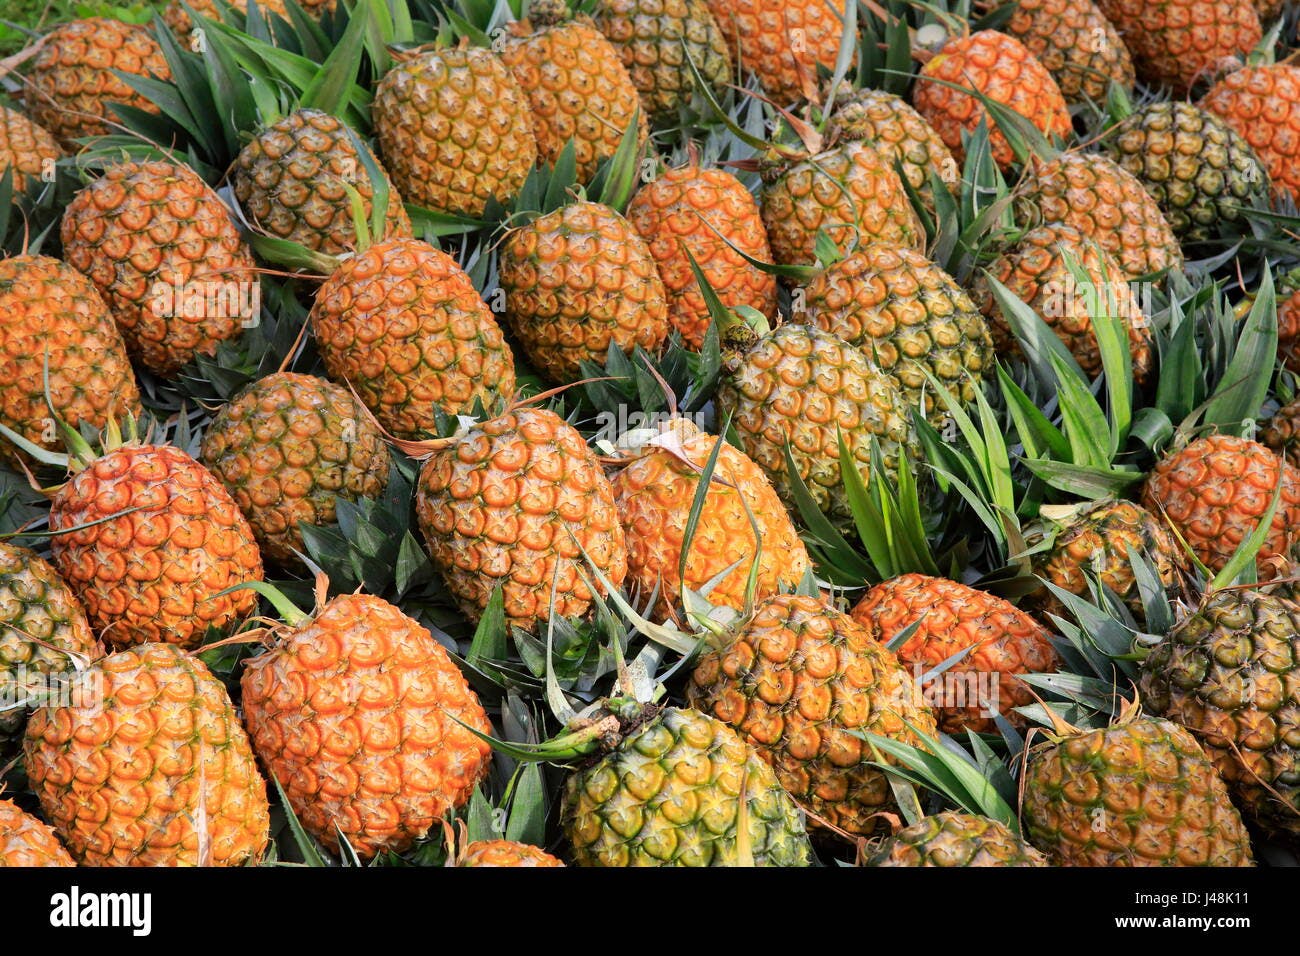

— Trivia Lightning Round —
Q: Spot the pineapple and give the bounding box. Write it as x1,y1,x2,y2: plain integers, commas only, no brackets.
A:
372,47,538,219
822,89,960,207
868,812,1048,867
163,0,334,49
49,438,264,649
1276,270,1300,373
1102,101,1270,243
761,139,923,267
717,324,915,522
241,591,492,858
25,642,270,866
458,839,565,866
0,799,74,867
308,237,516,437
688,594,939,836
851,574,1060,733
498,199,669,383
704,0,846,105
1021,704,1254,865
1094,0,1260,94
791,241,995,425
1262,393,1300,467
1142,434,1300,578
1201,64,1300,204
24,18,171,146
1025,500,1186,628
500,0,647,182
0,254,141,467
199,372,392,565
912,30,1072,171
563,700,812,866
413,407,628,632
0,541,97,757
970,222,1154,382
1015,152,1184,280
594,0,732,118
0,105,61,191
234,108,411,257
626,164,776,349
610,418,810,622
1003,0,1134,104
60,159,259,377
1139,590,1300,843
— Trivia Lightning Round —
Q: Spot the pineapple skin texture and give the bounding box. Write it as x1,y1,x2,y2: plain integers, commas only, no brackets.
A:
689,594,939,835
60,159,259,377
1140,590,1300,844
25,18,171,146
415,407,628,632
0,105,62,191
1003,0,1134,104
309,237,516,437
1022,716,1254,866
24,642,271,867
870,811,1048,867
851,573,1060,733
704,0,845,106
626,165,777,350
0,799,74,867
200,371,392,565
1202,64,1300,204
49,444,265,649
0,254,141,467
373,48,537,219
563,705,813,866
912,30,1072,171
241,593,492,859
460,839,564,867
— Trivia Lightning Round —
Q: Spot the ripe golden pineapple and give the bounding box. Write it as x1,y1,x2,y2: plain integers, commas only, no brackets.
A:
1275,271,1300,373
1201,64,1300,204
234,108,411,256
912,30,1072,171
49,442,264,649
1015,152,1184,280
1003,0,1135,103
850,574,1060,733
1139,590,1300,843
791,242,994,424
458,839,564,866
563,700,812,866
869,812,1048,867
704,0,845,105
0,541,97,757
626,164,776,349
1142,434,1300,578
717,324,915,521
308,237,516,437
594,0,732,118
823,89,960,206
1095,0,1260,94
501,0,647,182
60,159,259,377
241,592,492,858
0,254,141,467
970,222,1154,382
1021,706,1253,865
498,200,669,383
373,47,538,218
414,407,628,632
24,18,171,146
25,642,270,866
0,105,61,191
0,799,74,867
689,594,939,836
1262,394,1300,467
1102,102,1270,243
1025,500,1186,628
200,372,391,565
610,419,810,621
761,139,923,267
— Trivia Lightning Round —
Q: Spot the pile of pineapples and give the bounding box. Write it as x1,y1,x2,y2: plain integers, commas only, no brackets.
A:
1,0,1299,869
